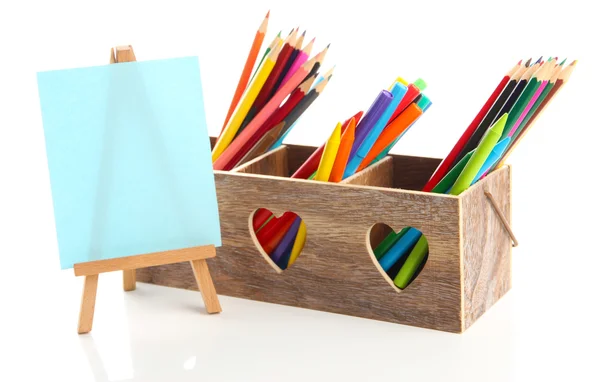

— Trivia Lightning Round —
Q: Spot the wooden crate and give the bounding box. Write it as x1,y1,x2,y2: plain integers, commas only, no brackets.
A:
137,141,512,333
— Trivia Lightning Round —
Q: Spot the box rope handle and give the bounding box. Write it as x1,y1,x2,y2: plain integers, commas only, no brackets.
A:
484,189,518,248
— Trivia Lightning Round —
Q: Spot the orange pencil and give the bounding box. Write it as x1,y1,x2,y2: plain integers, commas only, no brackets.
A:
219,11,269,136
213,53,321,170
329,118,356,182
356,103,423,172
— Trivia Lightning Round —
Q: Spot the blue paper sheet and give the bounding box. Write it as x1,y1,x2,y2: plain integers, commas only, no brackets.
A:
37,57,221,269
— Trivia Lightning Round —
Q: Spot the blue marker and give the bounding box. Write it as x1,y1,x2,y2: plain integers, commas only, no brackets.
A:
343,82,408,178
471,137,511,184
370,94,432,166
379,228,422,271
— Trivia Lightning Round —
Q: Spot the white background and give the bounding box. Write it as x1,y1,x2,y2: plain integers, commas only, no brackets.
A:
1,0,599,381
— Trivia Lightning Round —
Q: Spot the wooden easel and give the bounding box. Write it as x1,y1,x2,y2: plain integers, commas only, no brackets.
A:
75,46,222,335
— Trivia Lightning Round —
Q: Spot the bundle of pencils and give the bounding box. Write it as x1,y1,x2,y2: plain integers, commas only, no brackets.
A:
375,57,577,289
212,11,334,171
252,76,432,270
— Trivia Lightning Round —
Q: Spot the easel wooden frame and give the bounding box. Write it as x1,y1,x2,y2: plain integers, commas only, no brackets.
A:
74,45,222,334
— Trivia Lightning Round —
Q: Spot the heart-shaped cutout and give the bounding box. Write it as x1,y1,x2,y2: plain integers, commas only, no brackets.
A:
367,223,429,291
249,208,307,273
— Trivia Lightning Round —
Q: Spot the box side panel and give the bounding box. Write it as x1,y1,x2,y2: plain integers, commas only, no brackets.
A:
461,166,512,330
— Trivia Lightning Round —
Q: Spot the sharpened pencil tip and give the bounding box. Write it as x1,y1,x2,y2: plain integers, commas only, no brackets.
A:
518,59,522,65
326,43,331,48
277,30,282,37
266,10,270,18
525,58,532,67
535,56,543,64
301,30,306,37
571,59,578,66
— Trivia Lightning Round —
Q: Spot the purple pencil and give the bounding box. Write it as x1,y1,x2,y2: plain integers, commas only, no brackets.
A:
348,90,393,160
271,217,301,269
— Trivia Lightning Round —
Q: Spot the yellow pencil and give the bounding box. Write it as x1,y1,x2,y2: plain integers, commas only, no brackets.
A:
315,122,342,181
288,220,307,267
212,38,283,162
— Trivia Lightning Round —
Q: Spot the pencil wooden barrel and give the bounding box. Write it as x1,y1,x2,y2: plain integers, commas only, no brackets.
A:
137,141,512,333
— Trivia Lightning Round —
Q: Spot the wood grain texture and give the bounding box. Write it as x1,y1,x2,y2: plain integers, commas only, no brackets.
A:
137,144,512,333
233,146,288,176
141,152,464,332
123,270,136,291
460,165,512,331
78,274,99,334
342,156,394,188
74,245,216,276
110,46,139,291
391,154,443,191
190,259,222,313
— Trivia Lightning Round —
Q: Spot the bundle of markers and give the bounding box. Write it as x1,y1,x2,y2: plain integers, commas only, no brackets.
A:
252,76,432,270
212,11,333,171
375,56,577,289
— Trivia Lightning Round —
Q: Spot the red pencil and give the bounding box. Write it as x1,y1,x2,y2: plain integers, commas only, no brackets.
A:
256,212,297,254
225,74,317,170
291,110,364,179
422,60,521,192
241,30,298,129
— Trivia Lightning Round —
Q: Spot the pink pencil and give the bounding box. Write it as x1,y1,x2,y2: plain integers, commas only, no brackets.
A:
278,37,315,91
213,50,324,171
508,61,554,138
508,80,549,137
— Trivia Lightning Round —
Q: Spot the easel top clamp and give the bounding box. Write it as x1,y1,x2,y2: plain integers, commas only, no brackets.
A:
75,45,222,335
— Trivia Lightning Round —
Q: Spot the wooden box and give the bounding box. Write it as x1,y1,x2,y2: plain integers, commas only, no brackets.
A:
137,140,512,333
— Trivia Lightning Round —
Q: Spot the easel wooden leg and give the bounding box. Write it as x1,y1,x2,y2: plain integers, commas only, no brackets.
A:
190,259,222,314
123,270,136,291
78,274,99,334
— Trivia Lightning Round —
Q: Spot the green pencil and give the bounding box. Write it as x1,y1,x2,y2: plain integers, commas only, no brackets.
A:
249,31,281,83
500,60,550,140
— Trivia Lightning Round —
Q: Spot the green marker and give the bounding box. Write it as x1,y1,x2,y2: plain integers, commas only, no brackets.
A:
449,113,506,195
394,235,428,289
431,150,474,194
374,228,409,260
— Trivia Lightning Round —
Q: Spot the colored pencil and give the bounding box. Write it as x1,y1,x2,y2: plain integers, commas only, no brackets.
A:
448,61,536,170
422,60,521,192
275,29,305,91
249,31,281,84
288,220,307,267
236,121,288,166
259,212,297,254
213,54,320,170
226,70,332,170
315,122,342,181
239,30,298,131
224,74,317,169
279,37,315,89
212,39,283,162
306,44,330,79
219,11,269,136
499,60,550,140
497,60,576,167
329,117,356,182
505,60,554,139
291,111,364,179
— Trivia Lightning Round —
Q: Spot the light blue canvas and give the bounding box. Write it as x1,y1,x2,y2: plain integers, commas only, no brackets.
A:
37,56,221,269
